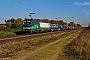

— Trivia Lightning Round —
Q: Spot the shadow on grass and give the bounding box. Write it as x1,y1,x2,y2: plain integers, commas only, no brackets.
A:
14,31,24,35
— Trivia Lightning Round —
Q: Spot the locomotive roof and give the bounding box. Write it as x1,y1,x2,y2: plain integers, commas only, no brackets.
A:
23,19,32,21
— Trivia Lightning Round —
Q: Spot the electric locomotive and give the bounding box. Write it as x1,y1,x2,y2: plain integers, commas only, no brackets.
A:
22,18,50,34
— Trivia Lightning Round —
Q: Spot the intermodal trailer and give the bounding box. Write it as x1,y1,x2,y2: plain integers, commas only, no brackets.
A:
39,22,50,31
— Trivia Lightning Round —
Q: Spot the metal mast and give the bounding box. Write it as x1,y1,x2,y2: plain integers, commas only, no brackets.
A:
29,13,35,19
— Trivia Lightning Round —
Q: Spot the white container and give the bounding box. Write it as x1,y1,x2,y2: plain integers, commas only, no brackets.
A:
39,22,50,28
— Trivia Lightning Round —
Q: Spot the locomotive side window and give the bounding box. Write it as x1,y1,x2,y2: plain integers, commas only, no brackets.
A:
23,22,31,25
31,20,39,25
23,19,31,26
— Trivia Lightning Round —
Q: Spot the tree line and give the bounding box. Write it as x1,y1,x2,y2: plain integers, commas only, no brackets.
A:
1,18,23,32
0,18,82,32
34,18,82,28
5,18,22,29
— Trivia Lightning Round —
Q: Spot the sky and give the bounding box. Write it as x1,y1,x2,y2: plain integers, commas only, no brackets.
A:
0,0,90,27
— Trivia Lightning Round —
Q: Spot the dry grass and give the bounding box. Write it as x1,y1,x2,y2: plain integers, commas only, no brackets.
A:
58,28,90,60
0,31,74,58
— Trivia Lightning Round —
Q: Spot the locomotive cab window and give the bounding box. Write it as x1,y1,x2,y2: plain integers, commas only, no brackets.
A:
31,20,39,25
23,19,31,26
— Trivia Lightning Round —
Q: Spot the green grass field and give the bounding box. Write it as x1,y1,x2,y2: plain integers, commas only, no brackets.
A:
0,31,16,36
0,29,83,60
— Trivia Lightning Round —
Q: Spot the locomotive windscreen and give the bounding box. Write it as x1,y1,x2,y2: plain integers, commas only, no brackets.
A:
23,19,39,26
23,19,31,26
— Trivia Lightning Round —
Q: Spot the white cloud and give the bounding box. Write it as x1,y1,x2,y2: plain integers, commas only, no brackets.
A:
67,2,90,6
83,2,90,5
74,2,90,6
74,2,82,5
66,5,72,6
83,10,89,15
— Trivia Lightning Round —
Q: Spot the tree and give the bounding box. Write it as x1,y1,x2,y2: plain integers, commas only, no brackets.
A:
58,20,64,25
17,18,22,21
63,22,67,25
17,18,22,28
44,19,50,23
70,22,74,26
5,20,11,27
77,23,81,28
88,23,90,27
5,18,23,29
50,20,55,24
11,18,15,24
12,19,22,29
74,24,77,27
34,18,41,22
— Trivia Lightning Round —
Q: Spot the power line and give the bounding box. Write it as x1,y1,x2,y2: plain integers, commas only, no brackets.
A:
11,0,54,19
11,0,43,13
35,1,53,19
41,0,62,19
0,0,61,20
0,3,29,13
68,17,74,22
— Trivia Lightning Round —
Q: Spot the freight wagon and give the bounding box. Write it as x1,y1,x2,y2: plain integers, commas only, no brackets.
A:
50,24,63,31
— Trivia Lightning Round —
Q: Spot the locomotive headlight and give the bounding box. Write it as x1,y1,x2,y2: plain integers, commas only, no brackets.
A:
26,27,27,29
37,26,38,28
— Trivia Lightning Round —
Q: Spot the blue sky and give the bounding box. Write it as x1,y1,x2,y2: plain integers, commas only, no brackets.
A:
0,0,90,27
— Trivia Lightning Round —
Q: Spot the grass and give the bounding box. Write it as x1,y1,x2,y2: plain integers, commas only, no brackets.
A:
25,43,61,60
0,31,16,36
57,28,90,60
0,32,65,58
0,30,80,59
24,33,79,60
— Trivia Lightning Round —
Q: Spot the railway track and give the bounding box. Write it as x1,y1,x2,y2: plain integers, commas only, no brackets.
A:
0,30,71,45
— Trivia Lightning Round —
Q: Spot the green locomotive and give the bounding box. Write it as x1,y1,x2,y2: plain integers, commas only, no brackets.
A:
22,18,50,34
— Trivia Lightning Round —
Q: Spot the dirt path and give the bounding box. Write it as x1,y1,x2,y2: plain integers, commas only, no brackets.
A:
16,32,79,60
45,33,79,60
